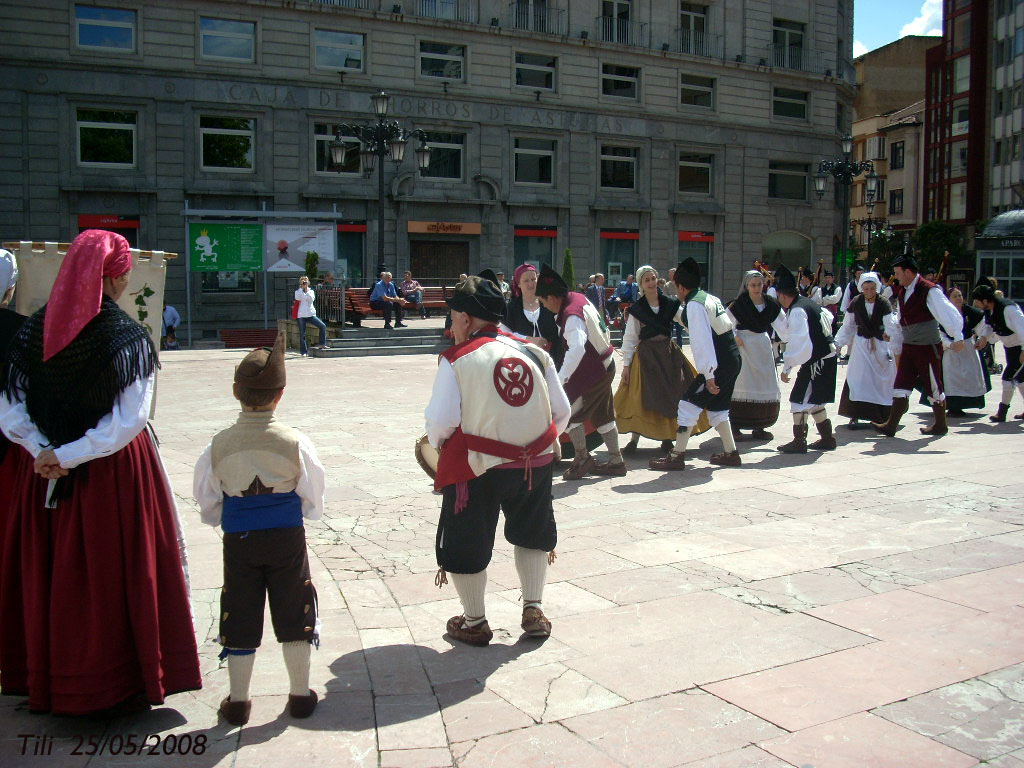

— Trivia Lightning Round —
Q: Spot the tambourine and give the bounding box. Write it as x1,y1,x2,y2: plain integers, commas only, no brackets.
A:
414,434,439,480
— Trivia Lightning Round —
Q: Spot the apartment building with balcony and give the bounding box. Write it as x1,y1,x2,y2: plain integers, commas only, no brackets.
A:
990,0,1024,217
0,0,854,336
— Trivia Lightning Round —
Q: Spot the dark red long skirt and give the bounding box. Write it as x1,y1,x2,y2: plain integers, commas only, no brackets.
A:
0,431,201,714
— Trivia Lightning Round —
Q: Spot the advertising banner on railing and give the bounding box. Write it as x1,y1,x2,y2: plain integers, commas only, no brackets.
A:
187,222,263,272
264,223,336,273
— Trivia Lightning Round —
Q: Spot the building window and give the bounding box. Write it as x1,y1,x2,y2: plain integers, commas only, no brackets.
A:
200,116,254,172
678,238,711,286
772,18,805,69
889,189,904,215
950,140,968,176
601,233,637,283
199,18,256,62
994,140,1003,167
601,64,640,99
77,108,136,167
679,3,707,54
600,145,637,189
600,0,634,45
422,132,464,179
75,5,136,52
951,12,970,53
772,87,808,120
314,30,364,71
514,138,555,185
953,55,970,93
515,52,556,90
768,161,808,200
678,152,712,195
680,74,714,108
314,124,360,175
950,181,966,219
890,140,905,169
951,98,969,136
419,42,465,81
514,232,555,268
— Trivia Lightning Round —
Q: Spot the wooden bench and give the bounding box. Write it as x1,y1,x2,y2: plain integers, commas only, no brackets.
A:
403,286,449,315
345,286,452,325
220,329,280,349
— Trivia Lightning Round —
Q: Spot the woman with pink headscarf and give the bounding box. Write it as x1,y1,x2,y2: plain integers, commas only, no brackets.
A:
498,263,563,368
0,230,201,715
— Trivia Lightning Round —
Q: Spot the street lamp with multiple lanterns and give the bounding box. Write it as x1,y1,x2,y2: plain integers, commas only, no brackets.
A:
813,134,879,285
330,91,432,278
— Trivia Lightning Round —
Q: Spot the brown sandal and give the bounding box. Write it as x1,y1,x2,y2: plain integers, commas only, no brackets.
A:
446,615,493,646
561,454,596,481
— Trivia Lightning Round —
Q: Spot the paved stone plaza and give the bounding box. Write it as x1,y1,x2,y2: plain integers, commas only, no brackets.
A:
3,342,1024,768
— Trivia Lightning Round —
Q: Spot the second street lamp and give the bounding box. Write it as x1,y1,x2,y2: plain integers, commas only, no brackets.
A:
330,90,431,280
813,134,876,288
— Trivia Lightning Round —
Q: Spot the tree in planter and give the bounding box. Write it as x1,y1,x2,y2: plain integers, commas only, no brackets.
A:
561,248,576,291
304,250,320,282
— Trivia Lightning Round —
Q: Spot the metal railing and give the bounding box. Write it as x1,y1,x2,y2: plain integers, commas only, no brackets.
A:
306,0,375,9
507,2,567,35
835,59,857,84
766,44,826,75
596,15,650,48
673,29,723,59
411,0,478,23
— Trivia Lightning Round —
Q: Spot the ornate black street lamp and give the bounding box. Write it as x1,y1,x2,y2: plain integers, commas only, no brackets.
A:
330,91,431,280
851,210,889,265
813,134,878,287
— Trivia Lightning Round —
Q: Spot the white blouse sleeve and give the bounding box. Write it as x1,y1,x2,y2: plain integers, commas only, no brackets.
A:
771,309,789,339
620,313,641,366
425,358,461,449
558,315,588,383
0,394,49,458
781,308,812,373
685,301,718,378
295,431,326,521
545,360,572,434
52,371,154,469
193,443,223,527
927,288,964,342
833,310,856,349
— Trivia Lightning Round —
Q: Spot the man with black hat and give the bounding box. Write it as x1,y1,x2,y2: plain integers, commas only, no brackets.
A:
971,278,1024,421
818,270,841,329
798,267,821,303
838,264,867,360
534,263,625,478
424,275,570,646
773,264,840,452
872,249,964,436
194,334,325,725
649,257,743,469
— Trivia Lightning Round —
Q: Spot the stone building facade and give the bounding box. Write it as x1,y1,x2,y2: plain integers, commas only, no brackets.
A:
0,0,853,335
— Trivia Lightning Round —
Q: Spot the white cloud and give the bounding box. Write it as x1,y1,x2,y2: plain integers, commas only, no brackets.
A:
899,0,943,38
853,40,869,57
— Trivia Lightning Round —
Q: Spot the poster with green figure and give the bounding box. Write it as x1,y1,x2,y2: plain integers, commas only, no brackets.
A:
188,222,263,271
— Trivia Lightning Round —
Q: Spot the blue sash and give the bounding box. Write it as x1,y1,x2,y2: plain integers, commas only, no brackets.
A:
222,491,303,533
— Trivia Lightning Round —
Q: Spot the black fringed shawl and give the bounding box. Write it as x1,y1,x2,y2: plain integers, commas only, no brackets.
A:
728,293,781,334
2,297,158,448
629,291,681,339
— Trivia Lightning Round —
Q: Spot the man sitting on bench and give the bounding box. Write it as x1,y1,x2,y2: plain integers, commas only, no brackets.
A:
370,271,406,329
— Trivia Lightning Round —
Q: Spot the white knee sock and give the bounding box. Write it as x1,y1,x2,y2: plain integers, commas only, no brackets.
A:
599,425,621,461
450,570,488,626
674,425,694,454
282,640,311,697
715,421,737,453
514,546,548,609
227,651,255,702
1003,381,1017,405
811,408,828,424
567,424,587,453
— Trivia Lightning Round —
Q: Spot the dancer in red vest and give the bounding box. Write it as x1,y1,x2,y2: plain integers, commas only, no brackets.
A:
873,250,964,437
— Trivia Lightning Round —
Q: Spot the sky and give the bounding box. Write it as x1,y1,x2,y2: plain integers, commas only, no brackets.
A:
853,0,943,57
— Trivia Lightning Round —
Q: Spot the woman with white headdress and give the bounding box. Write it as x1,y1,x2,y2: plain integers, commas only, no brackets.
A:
920,285,990,417
725,270,788,440
614,265,708,455
834,270,901,428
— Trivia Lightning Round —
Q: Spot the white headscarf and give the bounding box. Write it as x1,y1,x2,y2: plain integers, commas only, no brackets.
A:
858,271,881,290
635,265,657,286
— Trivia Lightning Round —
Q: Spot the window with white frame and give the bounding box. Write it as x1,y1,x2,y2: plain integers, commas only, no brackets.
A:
75,5,136,52
951,98,969,136
199,18,256,62
601,64,640,99
772,18,805,69
515,52,556,90
514,138,555,185
419,42,465,80
600,145,637,189
680,74,714,108
314,30,364,71
678,152,713,195
772,87,808,119
953,55,970,93
200,116,254,172
77,108,136,167
314,123,360,174
422,132,464,179
679,3,707,54
768,161,808,200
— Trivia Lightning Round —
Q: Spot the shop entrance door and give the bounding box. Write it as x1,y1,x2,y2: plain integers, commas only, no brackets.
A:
410,240,469,285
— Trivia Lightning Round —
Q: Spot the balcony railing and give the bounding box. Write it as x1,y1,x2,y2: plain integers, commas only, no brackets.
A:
596,15,650,48
673,29,723,59
507,2,567,36
834,58,857,84
411,0,478,23
307,0,375,9
766,44,826,75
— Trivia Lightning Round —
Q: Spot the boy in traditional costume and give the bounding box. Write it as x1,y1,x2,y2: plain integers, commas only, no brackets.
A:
872,250,964,436
650,257,743,469
774,264,840,452
972,279,1024,421
425,276,570,646
193,335,325,726
534,264,624,478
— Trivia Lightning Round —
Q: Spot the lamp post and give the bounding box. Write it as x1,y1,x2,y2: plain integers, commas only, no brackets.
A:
851,207,889,266
330,91,431,282
813,134,877,289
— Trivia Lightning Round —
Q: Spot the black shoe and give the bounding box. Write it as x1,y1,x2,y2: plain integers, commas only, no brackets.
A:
395,322,407,328
383,323,393,329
